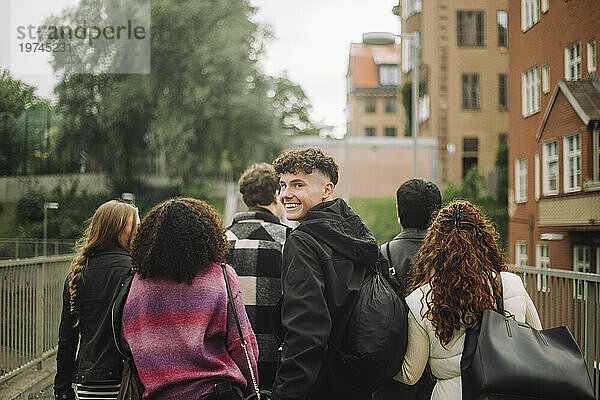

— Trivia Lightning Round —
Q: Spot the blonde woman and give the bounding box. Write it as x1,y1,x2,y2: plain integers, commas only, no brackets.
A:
54,200,139,400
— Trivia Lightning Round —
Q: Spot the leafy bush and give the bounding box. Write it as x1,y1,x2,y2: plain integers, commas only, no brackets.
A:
349,197,399,245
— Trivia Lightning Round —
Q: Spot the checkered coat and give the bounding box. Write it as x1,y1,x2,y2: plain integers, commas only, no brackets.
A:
226,208,291,390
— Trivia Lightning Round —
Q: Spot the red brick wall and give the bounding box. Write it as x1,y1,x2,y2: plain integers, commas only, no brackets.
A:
508,0,600,270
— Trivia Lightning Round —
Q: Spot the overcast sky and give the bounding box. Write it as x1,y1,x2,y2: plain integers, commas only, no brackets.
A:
1,0,400,137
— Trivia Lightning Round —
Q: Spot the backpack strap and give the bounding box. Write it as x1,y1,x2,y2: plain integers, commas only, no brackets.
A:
383,242,396,278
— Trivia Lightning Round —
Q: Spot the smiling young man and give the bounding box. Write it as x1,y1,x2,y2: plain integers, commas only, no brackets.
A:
271,148,379,400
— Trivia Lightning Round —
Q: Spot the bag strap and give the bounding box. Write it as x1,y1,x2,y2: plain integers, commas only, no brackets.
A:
221,263,260,399
383,242,396,278
498,271,505,315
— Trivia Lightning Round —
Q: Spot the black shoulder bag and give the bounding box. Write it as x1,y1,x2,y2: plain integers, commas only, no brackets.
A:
460,277,595,400
221,264,272,400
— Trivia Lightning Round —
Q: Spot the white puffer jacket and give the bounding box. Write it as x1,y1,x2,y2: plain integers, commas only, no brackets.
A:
401,271,542,400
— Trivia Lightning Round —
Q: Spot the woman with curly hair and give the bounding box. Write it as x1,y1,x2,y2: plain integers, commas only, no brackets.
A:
394,200,541,399
55,200,139,400
120,198,258,400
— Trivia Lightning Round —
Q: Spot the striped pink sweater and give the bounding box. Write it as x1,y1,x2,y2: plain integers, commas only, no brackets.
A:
121,263,259,399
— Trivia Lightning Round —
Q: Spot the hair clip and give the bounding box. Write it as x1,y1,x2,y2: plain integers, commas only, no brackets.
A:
452,203,464,229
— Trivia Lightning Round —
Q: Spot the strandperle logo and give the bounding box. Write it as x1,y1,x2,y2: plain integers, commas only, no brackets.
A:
17,21,147,47
3,0,151,75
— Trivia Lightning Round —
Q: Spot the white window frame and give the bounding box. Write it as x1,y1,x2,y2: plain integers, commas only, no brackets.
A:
542,64,550,94
515,157,528,203
563,132,581,192
565,40,582,81
543,140,559,196
535,152,540,200
536,243,549,291
573,245,590,299
402,31,420,73
522,65,540,117
594,128,600,182
516,241,528,267
521,0,539,31
588,39,597,73
379,65,400,86
541,0,549,13
402,0,422,19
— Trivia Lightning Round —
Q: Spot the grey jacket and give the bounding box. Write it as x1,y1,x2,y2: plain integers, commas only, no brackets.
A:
381,228,428,297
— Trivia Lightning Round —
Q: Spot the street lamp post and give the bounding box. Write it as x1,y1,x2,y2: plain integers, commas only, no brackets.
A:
43,202,59,257
363,31,420,177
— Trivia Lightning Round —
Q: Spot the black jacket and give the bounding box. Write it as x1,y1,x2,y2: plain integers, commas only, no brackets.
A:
54,246,132,399
272,199,379,400
381,228,428,296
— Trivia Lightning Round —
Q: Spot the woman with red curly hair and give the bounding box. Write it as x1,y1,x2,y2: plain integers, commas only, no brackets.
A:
394,200,541,399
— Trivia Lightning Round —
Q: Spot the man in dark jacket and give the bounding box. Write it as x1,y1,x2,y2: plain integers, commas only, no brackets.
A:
373,178,441,400
226,163,291,389
271,147,379,400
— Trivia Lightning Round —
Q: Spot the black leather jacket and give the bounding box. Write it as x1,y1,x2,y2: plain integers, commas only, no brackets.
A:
54,246,132,399
381,228,428,296
272,199,379,400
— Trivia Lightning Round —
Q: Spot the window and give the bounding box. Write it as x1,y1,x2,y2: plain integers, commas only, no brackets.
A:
463,137,479,152
462,73,480,109
521,0,539,31
565,40,581,81
594,129,600,181
384,97,397,113
535,152,540,200
542,64,550,94
499,74,508,111
385,127,397,137
379,65,399,86
516,242,528,267
522,65,540,116
364,127,376,137
541,0,548,13
563,133,581,192
573,245,590,298
543,140,558,195
516,157,528,203
463,157,478,177
497,11,508,47
588,39,597,73
536,244,549,291
457,11,485,47
418,94,430,122
364,98,376,113
402,0,422,19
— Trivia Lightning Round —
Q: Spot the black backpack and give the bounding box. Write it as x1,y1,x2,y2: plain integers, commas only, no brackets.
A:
329,250,409,390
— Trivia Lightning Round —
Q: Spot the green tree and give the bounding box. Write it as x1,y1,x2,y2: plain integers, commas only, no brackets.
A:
0,69,50,175
47,0,315,187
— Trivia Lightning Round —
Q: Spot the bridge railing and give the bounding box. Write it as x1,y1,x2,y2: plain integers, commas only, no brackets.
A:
0,239,75,260
511,265,599,399
0,255,74,385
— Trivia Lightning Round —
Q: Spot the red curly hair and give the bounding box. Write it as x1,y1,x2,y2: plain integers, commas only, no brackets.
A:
411,200,506,346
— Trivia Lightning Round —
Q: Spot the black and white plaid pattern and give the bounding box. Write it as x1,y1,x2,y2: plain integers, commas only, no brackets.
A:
226,209,290,390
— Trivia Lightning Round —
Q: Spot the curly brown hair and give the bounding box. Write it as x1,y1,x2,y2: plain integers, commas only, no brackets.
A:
411,200,506,346
272,147,339,185
131,198,228,284
238,163,279,207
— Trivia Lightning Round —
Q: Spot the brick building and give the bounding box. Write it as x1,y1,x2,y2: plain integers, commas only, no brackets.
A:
394,0,509,186
346,36,405,139
508,0,600,273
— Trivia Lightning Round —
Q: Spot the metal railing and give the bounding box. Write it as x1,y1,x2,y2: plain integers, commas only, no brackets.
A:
511,265,600,399
0,239,75,260
0,255,74,384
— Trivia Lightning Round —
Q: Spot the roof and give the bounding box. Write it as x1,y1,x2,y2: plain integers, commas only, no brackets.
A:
347,43,401,89
537,74,600,140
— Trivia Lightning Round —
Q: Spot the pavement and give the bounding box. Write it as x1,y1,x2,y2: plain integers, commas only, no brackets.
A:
0,355,56,400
